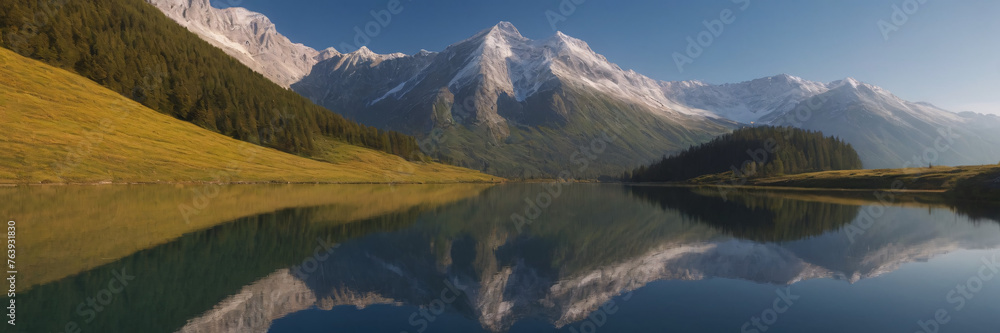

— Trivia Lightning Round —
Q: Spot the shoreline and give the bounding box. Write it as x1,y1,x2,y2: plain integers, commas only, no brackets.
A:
623,182,949,194
0,180,506,187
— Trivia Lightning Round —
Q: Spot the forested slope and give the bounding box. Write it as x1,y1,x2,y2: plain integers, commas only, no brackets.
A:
0,0,420,158
627,126,863,182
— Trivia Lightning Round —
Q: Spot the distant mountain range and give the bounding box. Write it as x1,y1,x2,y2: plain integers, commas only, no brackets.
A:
148,0,1000,175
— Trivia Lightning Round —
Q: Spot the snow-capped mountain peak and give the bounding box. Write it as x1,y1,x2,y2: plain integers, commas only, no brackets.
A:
490,21,522,36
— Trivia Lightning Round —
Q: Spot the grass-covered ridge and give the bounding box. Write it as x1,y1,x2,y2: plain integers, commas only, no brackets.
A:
692,164,1000,197
0,0,419,157
0,47,498,184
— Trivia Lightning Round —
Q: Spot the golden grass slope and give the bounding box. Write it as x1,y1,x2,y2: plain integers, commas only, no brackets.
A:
0,47,499,184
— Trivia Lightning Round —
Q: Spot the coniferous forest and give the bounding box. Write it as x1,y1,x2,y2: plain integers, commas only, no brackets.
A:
626,126,864,182
0,0,421,158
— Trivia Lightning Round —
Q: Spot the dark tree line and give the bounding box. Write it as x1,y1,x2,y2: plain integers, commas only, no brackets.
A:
626,126,863,182
628,186,861,242
0,0,422,158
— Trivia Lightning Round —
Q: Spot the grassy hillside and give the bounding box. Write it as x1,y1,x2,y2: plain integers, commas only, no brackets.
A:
0,47,498,184
0,0,421,157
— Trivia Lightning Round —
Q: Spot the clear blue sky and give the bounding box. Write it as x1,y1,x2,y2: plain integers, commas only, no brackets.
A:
213,0,1000,114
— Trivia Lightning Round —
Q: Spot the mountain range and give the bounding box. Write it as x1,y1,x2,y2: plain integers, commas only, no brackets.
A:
149,0,1000,175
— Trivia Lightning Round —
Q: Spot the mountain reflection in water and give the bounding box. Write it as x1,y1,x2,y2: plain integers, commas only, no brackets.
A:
16,184,1000,333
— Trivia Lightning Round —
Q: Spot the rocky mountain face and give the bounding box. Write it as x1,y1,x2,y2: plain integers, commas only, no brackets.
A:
147,0,1000,173
293,22,734,176
145,0,338,87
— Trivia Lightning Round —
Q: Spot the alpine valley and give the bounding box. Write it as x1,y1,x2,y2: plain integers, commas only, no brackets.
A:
149,0,1000,177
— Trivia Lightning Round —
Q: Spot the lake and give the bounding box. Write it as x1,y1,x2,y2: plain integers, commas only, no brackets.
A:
7,183,1000,333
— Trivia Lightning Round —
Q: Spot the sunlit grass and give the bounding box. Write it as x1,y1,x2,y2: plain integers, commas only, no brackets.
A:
0,47,500,184
692,165,1000,192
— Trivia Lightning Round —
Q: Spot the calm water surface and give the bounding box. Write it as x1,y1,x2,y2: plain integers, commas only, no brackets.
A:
8,184,1000,333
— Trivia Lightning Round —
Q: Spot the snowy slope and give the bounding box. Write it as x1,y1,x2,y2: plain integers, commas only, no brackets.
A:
759,77,1000,168
661,74,830,123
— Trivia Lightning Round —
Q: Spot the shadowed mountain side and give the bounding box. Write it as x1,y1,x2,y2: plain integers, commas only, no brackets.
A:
5,184,489,288
291,23,735,177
